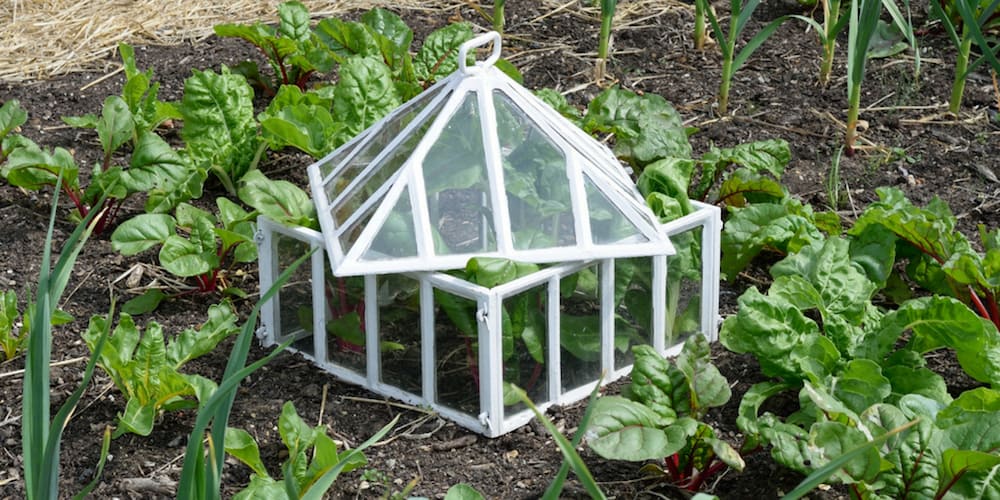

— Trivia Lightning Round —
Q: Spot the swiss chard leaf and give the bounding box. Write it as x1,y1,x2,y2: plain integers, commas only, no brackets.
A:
583,86,691,167
413,23,473,83
180,66,259,195
238,170,318,230
332,56,403,144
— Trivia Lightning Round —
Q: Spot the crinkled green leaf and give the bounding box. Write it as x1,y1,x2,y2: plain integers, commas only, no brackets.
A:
720,287,834,381
361,8,413,71
314,18,381,62
125,131,187,192
675,335,731,414
166,302,238,367
637,157,695,215
865,403,941,499
159,235,214,277
444,483,486,500
848,222,897,289
941,450,1000,499
180,66,258,192
720,200,825,279
118,397,156,436
4,144,78,191
277,1,310,43
771,236,877,329
587,396,687,461
110,213,175,255
260,104,339,158
874,296,1000,383
413,22,473,83
832,359,891,415
332,56,402,142
0,99,27,145
534,88,581,122
238,170,317,229
583,86,691,167
627,344,686,419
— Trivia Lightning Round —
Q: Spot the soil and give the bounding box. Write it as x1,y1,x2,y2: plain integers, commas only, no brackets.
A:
1,1,998,499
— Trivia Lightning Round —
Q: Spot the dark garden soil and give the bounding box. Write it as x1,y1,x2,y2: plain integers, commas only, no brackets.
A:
1,0,999,498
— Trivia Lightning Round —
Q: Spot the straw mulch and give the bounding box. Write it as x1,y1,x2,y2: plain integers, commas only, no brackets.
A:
0,0,456,83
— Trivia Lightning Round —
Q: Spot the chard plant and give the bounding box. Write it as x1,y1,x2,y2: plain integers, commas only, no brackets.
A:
63,42,181,137
110,198,258,296
586,336,744,492
81,303,239,436
0,290,73,361
0,99,28,163
700,0,791,114
224,401,371,499
3,98,190,234
180,66,262,196
930,0,1000,115
214,1,335,95
719,184,1000,497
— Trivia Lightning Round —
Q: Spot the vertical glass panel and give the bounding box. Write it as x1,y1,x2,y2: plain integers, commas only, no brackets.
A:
433,288,480,415
665,226,703,348
614,257,654,370
584,173,646,245
559,264,602,393
274,232,314,355
325,86,452,219
378,275,422,394
362,187,418,260
323,271,366,375
422,93,496,254
501,285,549,416
494,91,575,250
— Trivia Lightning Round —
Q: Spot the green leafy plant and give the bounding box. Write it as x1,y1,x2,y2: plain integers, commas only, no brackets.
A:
82,302,238,436
180,66,262,196
0,99,28,163
0,290,73,361
63,42,181,137
850,187,1000,329
224,401,371,499
930,0,1000,115
700,0,791,114
110,198,258,296
3,99,190,233
720,195,1000,497
254,13,506,159
214,1,335,95
22,178,112,499
586,336,744,492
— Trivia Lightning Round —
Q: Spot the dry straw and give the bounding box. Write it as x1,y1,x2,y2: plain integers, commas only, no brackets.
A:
0,0,448,83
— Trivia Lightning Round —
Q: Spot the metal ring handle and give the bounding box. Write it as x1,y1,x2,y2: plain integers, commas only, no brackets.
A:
458,31,502,75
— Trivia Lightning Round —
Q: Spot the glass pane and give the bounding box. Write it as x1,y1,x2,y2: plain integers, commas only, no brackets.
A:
494,91,575,250
433,288,480,415
323,272,366,375
584,173,646,245
274,232,314,354
378,275,422,395
422,93,496,254
665,226,703,348
325,85,452,216
559,264,602,393
362,187,418,260
614,257,654,370
502,285,549,416
316,134,364,181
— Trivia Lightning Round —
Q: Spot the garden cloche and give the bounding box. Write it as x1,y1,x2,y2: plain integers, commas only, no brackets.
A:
307,32,674,277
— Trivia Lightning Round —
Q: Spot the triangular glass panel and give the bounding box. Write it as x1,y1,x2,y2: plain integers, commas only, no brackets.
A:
494,90,576,250
322,82,452,207
421,93,497,255
362,185,418,261
583,172,647,245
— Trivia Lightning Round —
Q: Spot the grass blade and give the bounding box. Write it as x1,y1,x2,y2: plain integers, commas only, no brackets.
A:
72,426,112,500
513,385,607,500
542,378,603,499
177,248,314,500
299,414,400,500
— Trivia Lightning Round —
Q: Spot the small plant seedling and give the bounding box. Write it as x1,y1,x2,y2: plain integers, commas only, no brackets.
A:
82,303,239,436
111,198,258,296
